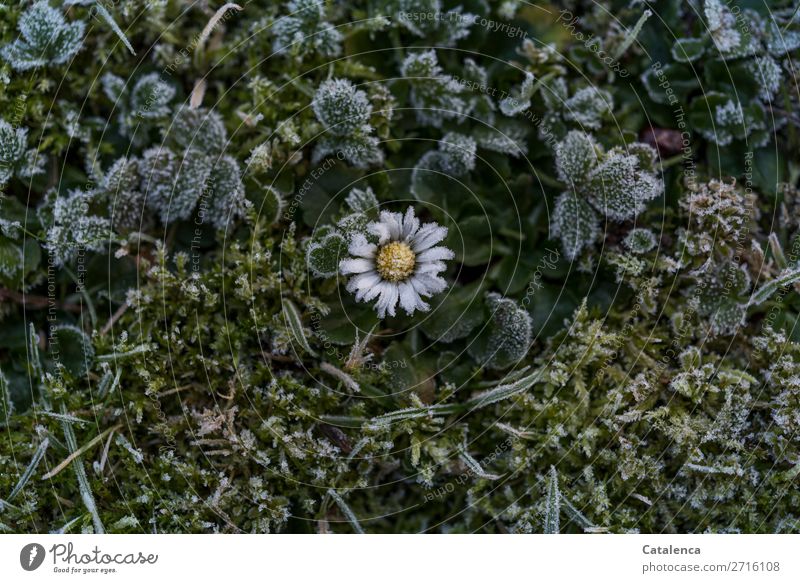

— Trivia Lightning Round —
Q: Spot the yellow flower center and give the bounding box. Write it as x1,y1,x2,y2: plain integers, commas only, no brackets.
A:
375,241,416,282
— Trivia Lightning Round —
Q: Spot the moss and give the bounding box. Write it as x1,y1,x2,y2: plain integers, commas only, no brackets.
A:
1,0,800,534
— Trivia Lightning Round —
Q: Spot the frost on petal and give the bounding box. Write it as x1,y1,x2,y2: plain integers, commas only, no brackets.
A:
415,260,447,275
375,282,399,318
378,210,403,240
367,221,391,244
413,273,448,296
410,223,448,252
339,257,374,275
401,206,420,239
363,279,390,303
347,271,381,300
348,234,377,258
416,245,455,264
398,281,427,315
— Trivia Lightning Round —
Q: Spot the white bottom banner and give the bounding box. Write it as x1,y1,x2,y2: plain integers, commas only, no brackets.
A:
1,534,798,582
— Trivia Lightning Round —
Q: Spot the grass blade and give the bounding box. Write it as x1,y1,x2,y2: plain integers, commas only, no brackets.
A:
544,466,560,534
327,489,364,534
42,424,121,480
282,299,317,357
7,437,49,502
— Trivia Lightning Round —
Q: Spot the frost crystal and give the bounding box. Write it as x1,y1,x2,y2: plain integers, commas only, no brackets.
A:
415,132,477,180
555,130,597,185
0,1,85,71
624,228,657,254
41,189,111,266
130,73,176,121
0,119,43,186
563,87,612,130
551,133,661,256
749,55,781,101
551,192,600,260
272,0,342,59
312,79,372,136
311,78,383,168
390,0,475,47
168,107,228,156
101,157,148,232
704,0,743,55
401,50,470,128
587,149,663,222
469,293,533,369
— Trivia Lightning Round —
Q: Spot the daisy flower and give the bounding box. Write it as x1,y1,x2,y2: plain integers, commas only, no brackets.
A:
340,207,454,318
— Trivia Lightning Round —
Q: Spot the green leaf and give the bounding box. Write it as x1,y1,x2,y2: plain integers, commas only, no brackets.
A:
468,293,532,370
307,232,348,278
282,299,317,357
448,215,492,267
671,38,706,63
49,325,95,378
420,282,484,343
750,266,800,307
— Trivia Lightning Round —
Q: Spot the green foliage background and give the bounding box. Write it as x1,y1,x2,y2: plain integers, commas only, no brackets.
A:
1,0,800,533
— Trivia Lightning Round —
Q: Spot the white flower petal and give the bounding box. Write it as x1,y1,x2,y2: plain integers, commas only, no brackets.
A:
410,223,448,252
379,210,403,240
363,279,390,303
340,258,374,275
413,273,447,296
398,281,428,314
368,221,391,244
416,245,455,263
409,275,432,297
401,207,420,240
348,233,377,258
415,260,447,275
347,271,381,299
375,282,399,318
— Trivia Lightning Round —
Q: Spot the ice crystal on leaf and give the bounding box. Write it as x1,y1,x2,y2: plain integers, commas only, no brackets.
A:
401,50,470,128
0,119,43,186
624,228,657,255
551,192,600,261
272,0,342,59
387,0,475,47
563,87,613,130
587,149,663,222
0,1,85,71
555,130,598,185
100,157,148,233
550,132,661,257
312,78,372,136
40,189,110,266
468,293,533,370
311,78,383,168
